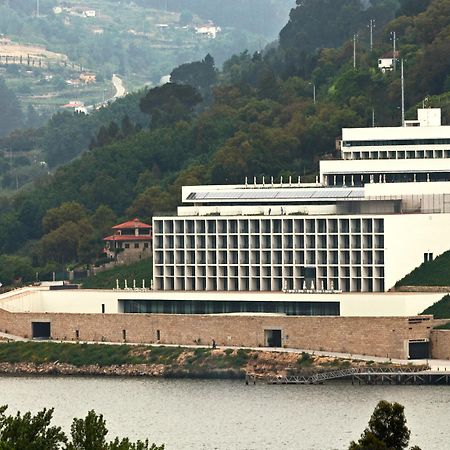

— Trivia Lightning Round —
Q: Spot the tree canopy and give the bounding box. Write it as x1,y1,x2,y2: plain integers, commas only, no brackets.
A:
349,400,420,450
0,406,164,450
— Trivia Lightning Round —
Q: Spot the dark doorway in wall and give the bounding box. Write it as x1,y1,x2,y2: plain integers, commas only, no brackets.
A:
32,322,51,339
409,340,429,359
265,329,282,347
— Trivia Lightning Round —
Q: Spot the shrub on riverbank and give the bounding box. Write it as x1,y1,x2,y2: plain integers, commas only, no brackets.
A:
0,341,251,374
0,342,147,366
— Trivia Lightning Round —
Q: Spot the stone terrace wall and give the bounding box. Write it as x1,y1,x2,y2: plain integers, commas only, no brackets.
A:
430,330,450,359
0,309,437,359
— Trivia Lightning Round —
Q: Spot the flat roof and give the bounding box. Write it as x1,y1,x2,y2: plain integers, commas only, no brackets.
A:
186,187,365,203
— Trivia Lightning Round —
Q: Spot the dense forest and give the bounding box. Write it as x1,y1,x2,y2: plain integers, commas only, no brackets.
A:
0,0,449,284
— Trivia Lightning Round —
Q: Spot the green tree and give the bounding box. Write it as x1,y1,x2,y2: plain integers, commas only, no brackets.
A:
397,0,431,17
349,400,420,450
67,410,108,450
0,255,34,286
67,410,164,450
0,77,23,136
42,202,88,234
126,186,174,223
139,83,202,127
170,54,217,93
0,405,66,450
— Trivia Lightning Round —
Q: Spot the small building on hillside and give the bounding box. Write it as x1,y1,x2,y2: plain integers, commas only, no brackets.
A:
103,218,152,264
378,51,400,72
195,23,221,39
79,72,96,84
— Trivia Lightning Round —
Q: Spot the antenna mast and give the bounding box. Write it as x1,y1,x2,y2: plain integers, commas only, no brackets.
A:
353,34,357,68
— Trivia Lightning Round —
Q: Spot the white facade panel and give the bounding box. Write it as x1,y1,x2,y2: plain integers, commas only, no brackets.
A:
321,159,450,176
0,288,446,318
383,213,450,289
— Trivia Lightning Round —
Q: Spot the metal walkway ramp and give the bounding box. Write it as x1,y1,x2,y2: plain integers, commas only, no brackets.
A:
265,367,450,385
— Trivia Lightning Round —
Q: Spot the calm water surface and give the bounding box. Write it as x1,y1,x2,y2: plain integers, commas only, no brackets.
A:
0,376,449,450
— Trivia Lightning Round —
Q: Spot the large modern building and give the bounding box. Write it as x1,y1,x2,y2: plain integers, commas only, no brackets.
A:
153,108,450,293
1,110,450,359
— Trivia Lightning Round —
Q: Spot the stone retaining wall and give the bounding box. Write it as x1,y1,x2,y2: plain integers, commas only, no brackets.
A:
0,308,438,359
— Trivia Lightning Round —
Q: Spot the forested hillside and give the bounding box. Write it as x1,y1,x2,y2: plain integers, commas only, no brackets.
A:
0,0,449,285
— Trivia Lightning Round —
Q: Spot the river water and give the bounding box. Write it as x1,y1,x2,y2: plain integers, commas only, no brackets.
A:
0,376,449,450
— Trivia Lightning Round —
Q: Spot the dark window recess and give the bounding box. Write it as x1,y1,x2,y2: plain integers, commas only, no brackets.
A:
134,243,139,249
156,329,161,340
75,329,80,340
120,299,340,316
32,322,51,339
101,304,105,314
122,330,127,341
343,138,450,147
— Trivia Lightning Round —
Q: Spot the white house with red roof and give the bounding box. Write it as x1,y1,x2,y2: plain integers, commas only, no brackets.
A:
103,218,152,263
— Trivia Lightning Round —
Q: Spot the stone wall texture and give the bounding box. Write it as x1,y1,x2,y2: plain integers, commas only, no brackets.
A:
0,308,441,359
430,330,450,359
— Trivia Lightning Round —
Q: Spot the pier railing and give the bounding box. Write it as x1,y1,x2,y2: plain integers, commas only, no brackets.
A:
260,366,450,385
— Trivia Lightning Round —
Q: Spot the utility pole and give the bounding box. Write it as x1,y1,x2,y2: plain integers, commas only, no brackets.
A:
401,59,405,126
390,31,396,71
310,82,316,105
353,34,357,69
368,19,375,52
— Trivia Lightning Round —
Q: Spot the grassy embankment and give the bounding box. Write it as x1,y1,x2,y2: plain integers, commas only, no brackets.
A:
0,341,401,379
396,250,450,287
393,251,450,328
421,294,450,329
81,258,152,289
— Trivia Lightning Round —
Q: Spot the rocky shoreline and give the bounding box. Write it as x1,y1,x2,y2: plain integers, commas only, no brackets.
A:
0,361,245,379
0,342,415,381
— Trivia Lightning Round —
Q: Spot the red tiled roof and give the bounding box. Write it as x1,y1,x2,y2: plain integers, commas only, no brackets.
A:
103,235,152,241
112,218,152,229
